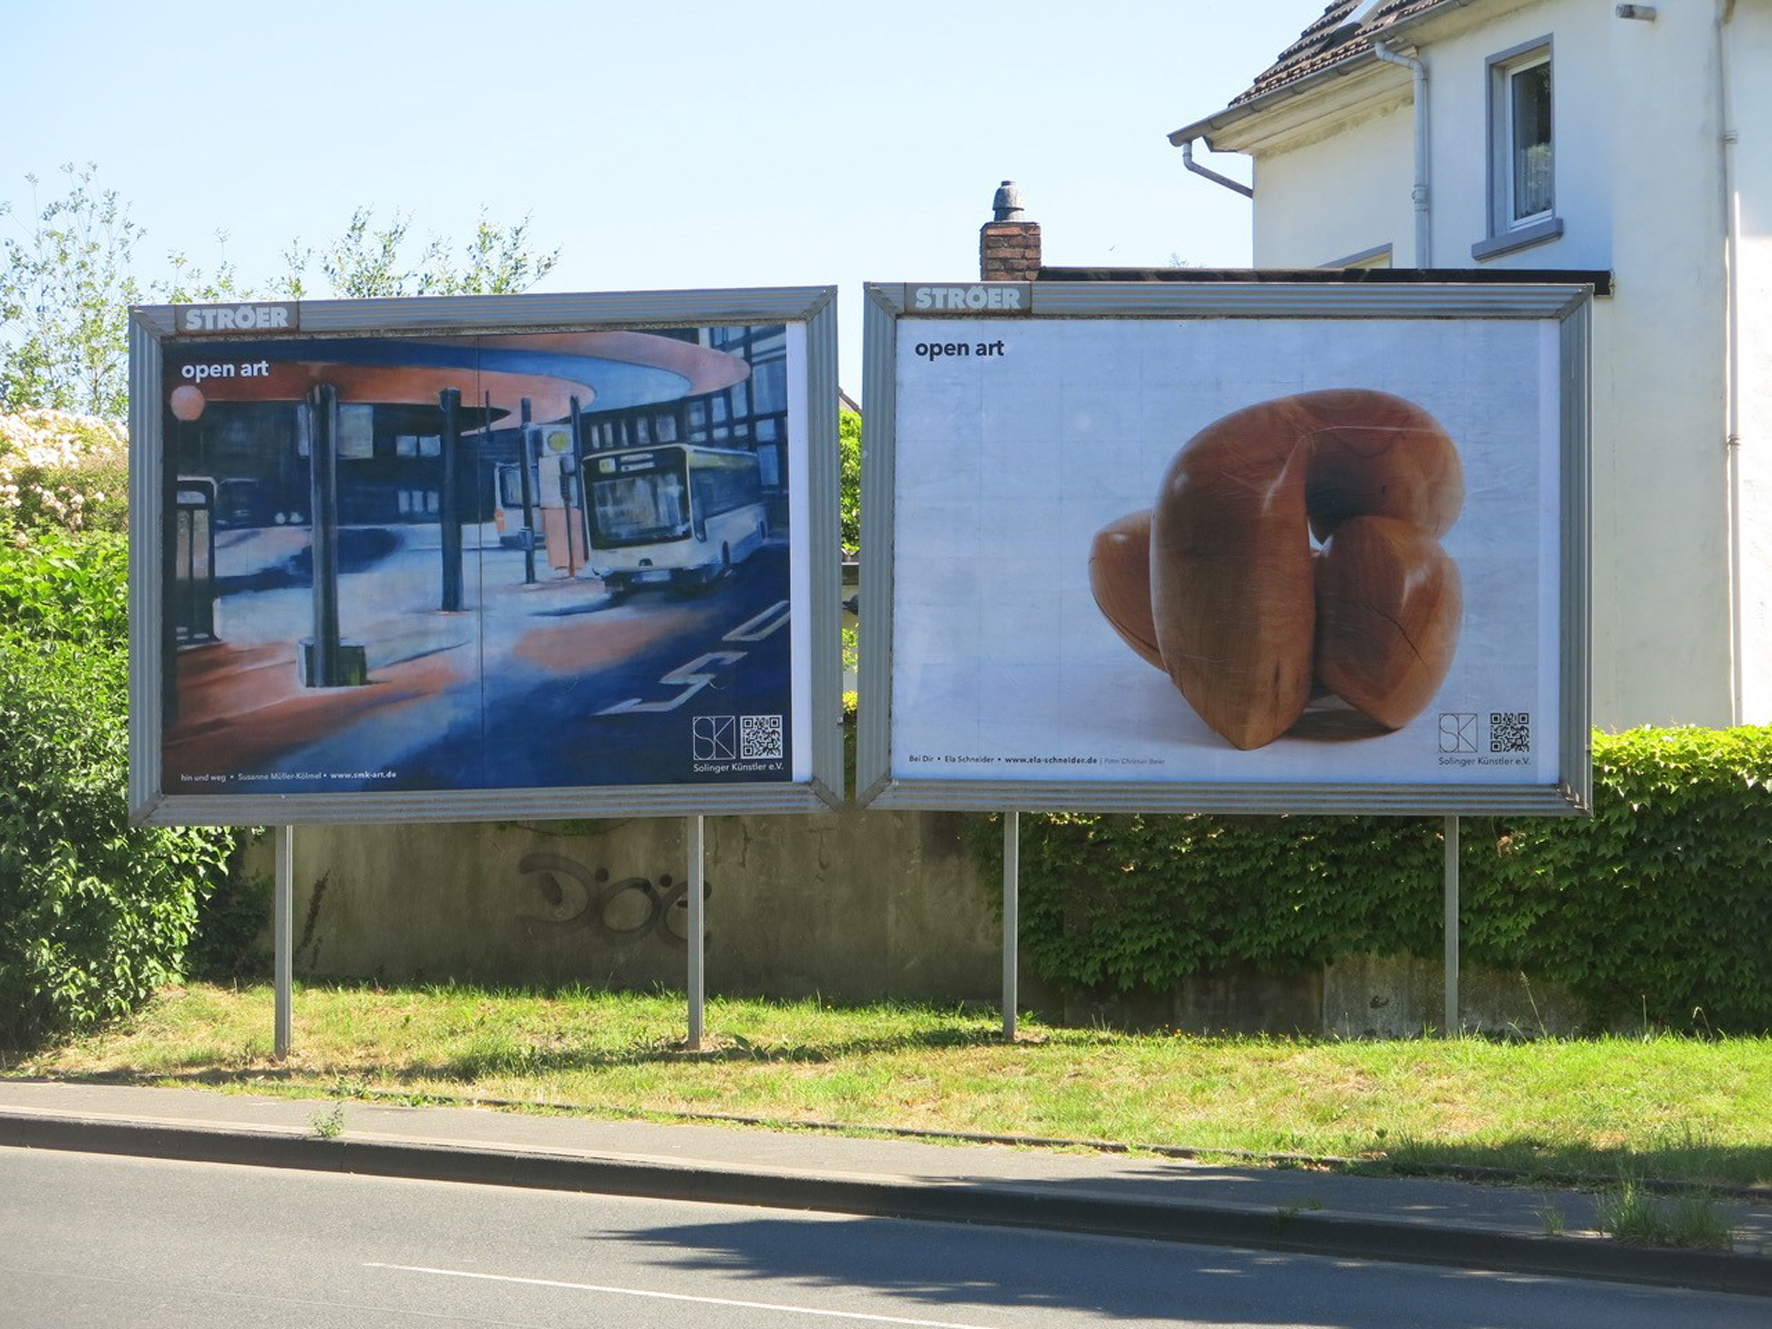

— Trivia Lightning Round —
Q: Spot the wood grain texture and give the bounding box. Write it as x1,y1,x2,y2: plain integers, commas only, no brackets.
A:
1150,402,1316,750
1088,510,1164,671
1314,516,1462,729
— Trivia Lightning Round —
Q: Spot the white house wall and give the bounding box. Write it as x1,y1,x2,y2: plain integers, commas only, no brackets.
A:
1240,0,1742,729
1252,100,1417,267
1590,1,1732,727
1732,0,1772,723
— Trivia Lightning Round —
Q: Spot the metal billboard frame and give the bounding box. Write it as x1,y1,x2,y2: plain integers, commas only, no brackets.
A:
129,286,844,826
857,279,1592,816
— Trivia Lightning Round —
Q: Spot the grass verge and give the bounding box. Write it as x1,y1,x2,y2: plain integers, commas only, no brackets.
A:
6,981,1771,1193
1596,1177,1736,1249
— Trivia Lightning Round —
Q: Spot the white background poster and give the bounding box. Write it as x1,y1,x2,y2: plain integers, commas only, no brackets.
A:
889,316,1562,788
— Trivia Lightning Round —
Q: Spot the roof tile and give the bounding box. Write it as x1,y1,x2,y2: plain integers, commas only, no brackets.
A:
1232,0,1446,105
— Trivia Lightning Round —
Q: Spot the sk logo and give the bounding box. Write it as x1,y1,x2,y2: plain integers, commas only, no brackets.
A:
693,715,737,760
1439,713,1478,753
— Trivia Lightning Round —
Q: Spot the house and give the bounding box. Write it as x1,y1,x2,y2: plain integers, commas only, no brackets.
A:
1168,0,1772,731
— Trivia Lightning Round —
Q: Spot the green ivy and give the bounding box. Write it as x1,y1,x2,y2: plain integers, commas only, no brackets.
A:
974,727,1772,1031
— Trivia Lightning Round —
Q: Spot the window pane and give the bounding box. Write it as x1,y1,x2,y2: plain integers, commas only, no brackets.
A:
753,359,788,415
339,404,375,459
1511,62,1552,220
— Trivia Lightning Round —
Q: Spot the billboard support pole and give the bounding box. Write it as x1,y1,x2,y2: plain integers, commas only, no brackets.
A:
687,815,706,1052
1003,811,1019,1041
1443,815,1460,1037
274,825,293,1058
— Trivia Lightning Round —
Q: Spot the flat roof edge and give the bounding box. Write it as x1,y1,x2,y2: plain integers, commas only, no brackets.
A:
1038,266,1614,297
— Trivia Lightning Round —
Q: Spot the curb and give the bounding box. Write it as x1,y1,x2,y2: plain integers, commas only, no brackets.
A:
3,1109,1769,1299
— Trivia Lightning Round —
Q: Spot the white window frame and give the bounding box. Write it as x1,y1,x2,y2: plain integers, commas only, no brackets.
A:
1474,37,1563,261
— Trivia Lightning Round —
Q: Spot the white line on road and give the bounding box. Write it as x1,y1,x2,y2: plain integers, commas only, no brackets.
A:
724,599,791,642
365,1262,995,1328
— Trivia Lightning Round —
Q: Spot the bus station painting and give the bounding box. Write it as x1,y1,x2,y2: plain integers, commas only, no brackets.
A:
131,292,839,823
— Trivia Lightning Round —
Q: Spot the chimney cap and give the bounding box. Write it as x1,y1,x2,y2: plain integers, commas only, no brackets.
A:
991,180,1026,223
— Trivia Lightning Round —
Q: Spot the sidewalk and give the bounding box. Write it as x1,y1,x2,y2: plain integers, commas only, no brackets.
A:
1,1077,1768,1298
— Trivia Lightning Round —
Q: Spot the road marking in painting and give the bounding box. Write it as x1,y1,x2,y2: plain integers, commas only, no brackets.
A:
724,599,791,642
365,1263,993,1328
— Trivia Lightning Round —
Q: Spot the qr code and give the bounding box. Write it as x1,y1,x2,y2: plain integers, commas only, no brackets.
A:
740,714,784,760
1490,712,1531,754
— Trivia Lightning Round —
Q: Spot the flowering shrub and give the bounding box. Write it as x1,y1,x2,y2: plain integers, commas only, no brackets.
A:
0,408,128,538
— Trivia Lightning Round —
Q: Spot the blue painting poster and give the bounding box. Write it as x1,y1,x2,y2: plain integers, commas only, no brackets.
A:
156,318,811,801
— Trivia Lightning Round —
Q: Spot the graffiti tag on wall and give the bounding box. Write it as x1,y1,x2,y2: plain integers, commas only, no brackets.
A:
516,851,711,946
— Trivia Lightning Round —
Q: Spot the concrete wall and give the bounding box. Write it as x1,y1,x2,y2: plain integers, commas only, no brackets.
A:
248,811,1603,1036
247,809,1032,1008
1242,0,1751,729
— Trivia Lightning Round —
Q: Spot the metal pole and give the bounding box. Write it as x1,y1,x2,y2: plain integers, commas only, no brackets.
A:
687,815,706,1051
1003,811,1019,1041
517,397,537,585
569,395,589,575
305,385,344,687
438,388,464,612
1443,814,1460,1037
274,825,294,1059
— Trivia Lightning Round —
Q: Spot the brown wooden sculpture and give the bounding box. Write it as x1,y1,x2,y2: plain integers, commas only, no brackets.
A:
1089,389,1463,750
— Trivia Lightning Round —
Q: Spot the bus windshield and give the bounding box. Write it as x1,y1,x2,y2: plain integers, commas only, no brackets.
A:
590,466,690,545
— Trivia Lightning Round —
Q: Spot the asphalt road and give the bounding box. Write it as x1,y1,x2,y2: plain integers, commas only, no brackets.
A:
2,1147,1766,1329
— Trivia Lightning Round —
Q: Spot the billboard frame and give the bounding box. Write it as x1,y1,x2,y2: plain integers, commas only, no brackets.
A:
857,279,1592,816
129,286,844,826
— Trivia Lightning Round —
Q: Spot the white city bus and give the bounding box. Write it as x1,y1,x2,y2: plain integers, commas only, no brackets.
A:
585,443,770,598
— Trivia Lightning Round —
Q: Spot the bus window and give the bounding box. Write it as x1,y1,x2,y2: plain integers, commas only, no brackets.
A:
691,456,762,519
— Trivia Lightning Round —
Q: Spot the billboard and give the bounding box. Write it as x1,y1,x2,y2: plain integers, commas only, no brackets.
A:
129,289,843,825
858,281,1591,815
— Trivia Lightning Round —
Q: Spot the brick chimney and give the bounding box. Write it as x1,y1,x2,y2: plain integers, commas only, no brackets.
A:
979,180,1041,281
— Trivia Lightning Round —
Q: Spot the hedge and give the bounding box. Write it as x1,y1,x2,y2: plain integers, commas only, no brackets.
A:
0,531,236,1050
972,726,1772,1031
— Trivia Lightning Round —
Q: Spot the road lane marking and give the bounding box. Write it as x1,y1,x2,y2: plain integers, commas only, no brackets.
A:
724,599,791,642
365,1263,994,1328
599,651,747,714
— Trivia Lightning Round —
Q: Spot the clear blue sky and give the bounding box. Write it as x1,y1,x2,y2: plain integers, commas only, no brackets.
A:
2,1,1312,396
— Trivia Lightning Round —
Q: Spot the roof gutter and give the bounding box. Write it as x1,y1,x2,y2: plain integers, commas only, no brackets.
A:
1166,0,1481,152
1717,0,1744,720
1370,40,1432,267
1179,139,1253,199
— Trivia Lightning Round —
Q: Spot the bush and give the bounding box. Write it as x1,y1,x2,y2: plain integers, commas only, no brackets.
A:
183,848,272,983
0,524,127,643
839,409,861,557
0,408,129,537
0,532,235,1050
984,727,1772,1031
